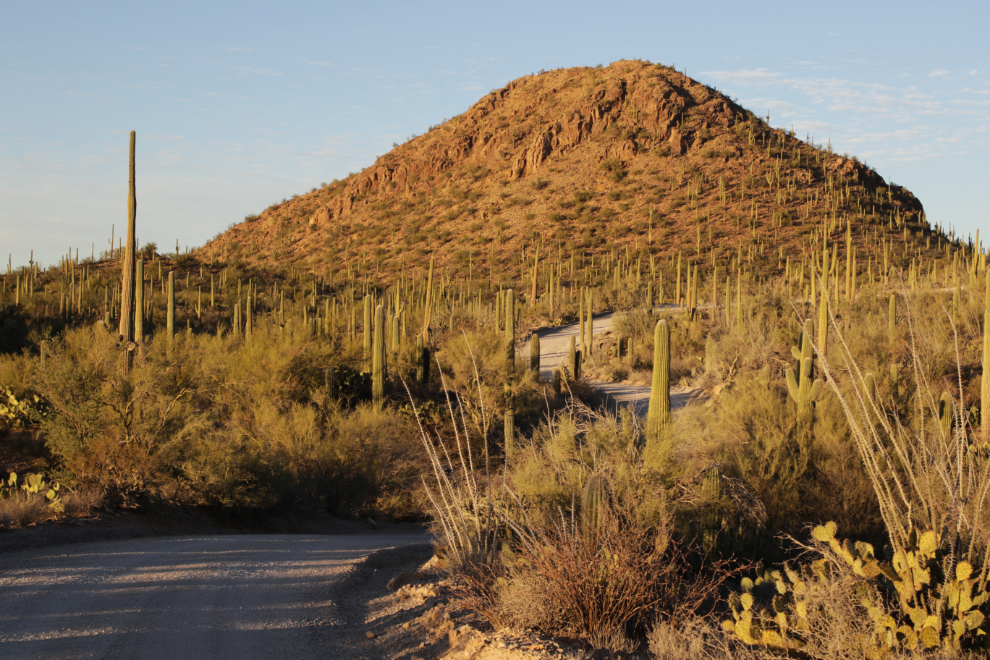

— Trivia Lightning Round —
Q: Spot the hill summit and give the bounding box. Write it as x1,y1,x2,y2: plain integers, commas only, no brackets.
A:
203,59,925,279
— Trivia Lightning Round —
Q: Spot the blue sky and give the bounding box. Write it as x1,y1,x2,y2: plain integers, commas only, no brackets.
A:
2,1,987,266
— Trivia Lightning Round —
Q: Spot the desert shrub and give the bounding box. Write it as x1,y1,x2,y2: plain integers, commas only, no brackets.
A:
30,320,426,513
0,493,49,528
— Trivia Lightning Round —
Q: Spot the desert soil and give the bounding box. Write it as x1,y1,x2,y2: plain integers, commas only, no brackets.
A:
0,532,433,660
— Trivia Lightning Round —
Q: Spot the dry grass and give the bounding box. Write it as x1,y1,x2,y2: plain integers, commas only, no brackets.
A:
0,493,50,528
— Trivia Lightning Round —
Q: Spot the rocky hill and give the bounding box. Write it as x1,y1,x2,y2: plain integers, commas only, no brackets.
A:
201,59,926,280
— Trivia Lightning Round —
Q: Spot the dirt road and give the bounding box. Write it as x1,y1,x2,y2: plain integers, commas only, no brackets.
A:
523,310,695,416
0,532,431,659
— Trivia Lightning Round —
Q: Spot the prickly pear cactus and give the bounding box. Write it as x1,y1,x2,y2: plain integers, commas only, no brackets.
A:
0,388,49,429
725,521,990,657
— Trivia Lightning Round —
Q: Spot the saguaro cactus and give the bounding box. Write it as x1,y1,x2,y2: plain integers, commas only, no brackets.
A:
702,466,723,553
581,475,611,538
119,131,137,351
786,320,824,434
504,383,515,458
586,289,593,355
937,391,953,441
134,257,144,343
646,319,671,444
530,333,540,375
818,285,829,358
982,270,989,440
363,294,373,356
422,256,434,344
888,294,897,347
416,333,430,387
504,289,516,457
372,304,386,412
505,289,515,370
166,271,175,353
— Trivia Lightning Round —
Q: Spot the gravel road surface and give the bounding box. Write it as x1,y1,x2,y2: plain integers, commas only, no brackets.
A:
0,533,431,659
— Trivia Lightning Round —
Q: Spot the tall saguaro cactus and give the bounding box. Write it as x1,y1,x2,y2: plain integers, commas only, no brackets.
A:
504,289,515,457
786,319,824,434
529,333,541,375
505,289,515,370
422,256,435,344
134,257,144,343
118,131,137,353
646,319,671,445
585,289,593,355
363,294,373,357
372,304,386,412
982,270,989,439
166,271,175,353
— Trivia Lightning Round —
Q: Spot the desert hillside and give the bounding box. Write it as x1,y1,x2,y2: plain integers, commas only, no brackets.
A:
201,59,927,279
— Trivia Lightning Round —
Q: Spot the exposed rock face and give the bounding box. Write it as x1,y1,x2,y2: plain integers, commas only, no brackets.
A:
201,59,925,275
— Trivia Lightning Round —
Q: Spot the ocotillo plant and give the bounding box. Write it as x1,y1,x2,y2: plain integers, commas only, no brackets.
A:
581,474,611,538
119,131,137,361
529,333,540,375
372,304,386,412
646,319,671,446
166,271,175,353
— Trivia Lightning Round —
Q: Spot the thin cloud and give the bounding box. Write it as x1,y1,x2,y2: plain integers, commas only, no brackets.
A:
701,67,990,165
231,67,282,77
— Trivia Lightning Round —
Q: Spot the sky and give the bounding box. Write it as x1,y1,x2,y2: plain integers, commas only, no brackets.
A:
2,0,987,267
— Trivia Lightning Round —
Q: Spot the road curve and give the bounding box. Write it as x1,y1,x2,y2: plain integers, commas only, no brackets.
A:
523,309,696,416
0,533,430,660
